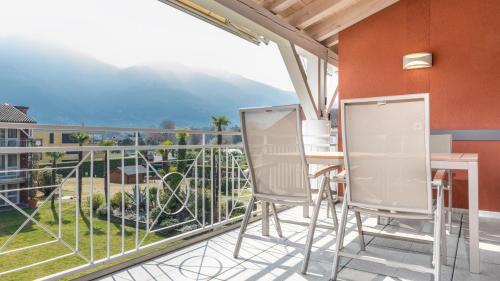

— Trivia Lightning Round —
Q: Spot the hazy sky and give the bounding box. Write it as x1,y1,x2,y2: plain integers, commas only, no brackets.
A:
0,0,294,91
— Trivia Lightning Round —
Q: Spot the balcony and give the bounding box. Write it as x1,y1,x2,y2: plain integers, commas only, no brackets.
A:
0,123,497,281
0,139,32,147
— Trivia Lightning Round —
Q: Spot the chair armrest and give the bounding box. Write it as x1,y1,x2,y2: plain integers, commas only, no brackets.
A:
311,165,342,178
334,170,347,183
432,169,448,188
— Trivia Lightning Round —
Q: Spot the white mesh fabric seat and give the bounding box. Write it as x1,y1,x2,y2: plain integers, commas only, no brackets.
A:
233,105,338,272
331,94,447,281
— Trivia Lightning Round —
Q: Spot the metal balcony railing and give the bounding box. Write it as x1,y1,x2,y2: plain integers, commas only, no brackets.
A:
0,123,255,281
0,122,337,280
0,139,32,147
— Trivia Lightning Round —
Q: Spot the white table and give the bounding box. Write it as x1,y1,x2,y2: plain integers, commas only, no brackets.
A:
261,151,480,273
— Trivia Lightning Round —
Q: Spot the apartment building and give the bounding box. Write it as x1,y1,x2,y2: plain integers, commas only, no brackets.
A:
0,104,36,207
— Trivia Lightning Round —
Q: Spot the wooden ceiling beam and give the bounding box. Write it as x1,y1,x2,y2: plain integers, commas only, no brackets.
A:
306,0,399,41
322,34,339,47
285,0,358,30
264,0,301,14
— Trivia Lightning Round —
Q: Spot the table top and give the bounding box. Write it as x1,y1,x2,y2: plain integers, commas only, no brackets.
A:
305,151,478,162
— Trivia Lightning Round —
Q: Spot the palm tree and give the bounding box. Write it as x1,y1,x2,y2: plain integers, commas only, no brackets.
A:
71,132,90,206
100,140,114,203
211,116,230,145
45,152,65,207
210,116,230,223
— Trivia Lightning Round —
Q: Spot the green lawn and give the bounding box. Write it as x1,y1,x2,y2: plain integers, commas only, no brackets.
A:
0,200,172,281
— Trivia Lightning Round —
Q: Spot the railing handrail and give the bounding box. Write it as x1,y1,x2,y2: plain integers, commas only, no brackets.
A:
0,122,242,135
0,144,244,154
0,122,338,136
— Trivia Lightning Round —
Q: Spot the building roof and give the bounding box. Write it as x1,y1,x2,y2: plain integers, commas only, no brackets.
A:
116,165,148,175
0,104,36,123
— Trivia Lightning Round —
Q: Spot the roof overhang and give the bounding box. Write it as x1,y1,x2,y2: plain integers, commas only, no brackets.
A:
160,0,399,64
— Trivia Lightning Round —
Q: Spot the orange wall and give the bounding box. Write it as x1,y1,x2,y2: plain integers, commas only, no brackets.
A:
338,0,500,211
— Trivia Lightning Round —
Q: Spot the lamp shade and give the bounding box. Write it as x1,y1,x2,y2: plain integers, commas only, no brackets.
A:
403,52,432,70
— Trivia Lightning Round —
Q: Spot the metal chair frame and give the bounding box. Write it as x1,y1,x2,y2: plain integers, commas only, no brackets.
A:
331,94,447,281
232,104,338,274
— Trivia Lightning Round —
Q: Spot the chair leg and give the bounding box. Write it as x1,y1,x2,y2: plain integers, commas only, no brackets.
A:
441,188,448,265
355,211,365,251
433,187,443,281
271,203,283,237
325,184,339,231
327,200,331,218
441,204,447,265
448,171,453,234
301,176,327,274
233,196,255,258
331,189,350,280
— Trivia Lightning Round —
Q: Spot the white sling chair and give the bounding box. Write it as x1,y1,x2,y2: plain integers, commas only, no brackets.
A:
430,134,453,232
331,94,447,281
233,104,338,273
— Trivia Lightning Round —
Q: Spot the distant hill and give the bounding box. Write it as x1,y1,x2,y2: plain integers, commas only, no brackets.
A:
0,39,297,128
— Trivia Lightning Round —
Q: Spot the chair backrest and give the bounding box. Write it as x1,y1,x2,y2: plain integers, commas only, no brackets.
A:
341,94,432,214
430,134,452,153
240,105,311,204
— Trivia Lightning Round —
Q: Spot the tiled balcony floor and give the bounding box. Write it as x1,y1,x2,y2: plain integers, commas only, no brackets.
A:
100,204,500,281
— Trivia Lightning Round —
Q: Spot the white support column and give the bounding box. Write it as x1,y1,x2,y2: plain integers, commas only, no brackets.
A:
277,41,319,120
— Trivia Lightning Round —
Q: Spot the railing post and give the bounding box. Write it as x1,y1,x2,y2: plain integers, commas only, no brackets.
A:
58,174,62,240
231,155,235,211
210,148,214,226
134,131,139,249
146,156,150,232
90,151,94,263
75,168,79,252
106,149,111,260
225,149,229,221
218,148,222,223
121,149,125,255
202,134,206,228
194,150,198,220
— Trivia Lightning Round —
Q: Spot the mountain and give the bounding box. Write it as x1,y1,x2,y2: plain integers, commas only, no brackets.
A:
0,39,297,128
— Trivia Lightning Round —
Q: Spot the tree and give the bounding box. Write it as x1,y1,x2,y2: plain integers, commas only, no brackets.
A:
100,140,114,203
159,140,173,172
168,131,188,198
45,152,65,207
211,116,230,145
175,131,189,175
71,132,90,206
210,116,230,223
160,119,176,142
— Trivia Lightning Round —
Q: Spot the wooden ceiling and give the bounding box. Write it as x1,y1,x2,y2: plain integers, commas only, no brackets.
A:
252,0,399,52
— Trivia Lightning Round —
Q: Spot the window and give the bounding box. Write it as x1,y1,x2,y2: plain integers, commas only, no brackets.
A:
0,155,4,177
0,184,19,206
49,133,54,144
0,154,18,177
0,128,19,146
62,133,77,144
7,129,17,138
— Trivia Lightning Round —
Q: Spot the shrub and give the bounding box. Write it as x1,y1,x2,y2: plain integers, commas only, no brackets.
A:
85,193,104,212
96,204,108,219
110,192,132,210
150,207,167,225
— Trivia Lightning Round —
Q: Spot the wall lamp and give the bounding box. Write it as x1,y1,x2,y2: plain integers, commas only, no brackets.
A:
403,52,433,70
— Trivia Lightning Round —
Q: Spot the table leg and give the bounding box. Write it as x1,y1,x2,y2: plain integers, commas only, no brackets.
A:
468,162,480,273
262,201,269,236
303,205,309,218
